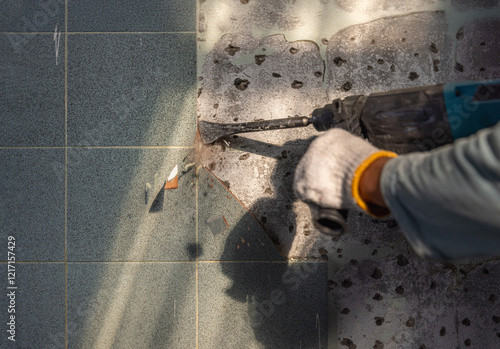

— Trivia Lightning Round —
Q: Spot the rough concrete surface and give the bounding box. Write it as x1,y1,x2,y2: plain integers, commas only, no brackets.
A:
454,18,500,80
326,11,453,98
198,7,500,259
331,257,500,348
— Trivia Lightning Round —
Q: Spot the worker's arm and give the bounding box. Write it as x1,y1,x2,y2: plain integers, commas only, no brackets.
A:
295,123,500,260
379,121,500,259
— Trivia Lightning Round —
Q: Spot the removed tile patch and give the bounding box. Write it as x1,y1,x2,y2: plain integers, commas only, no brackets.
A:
165,164,179,189
207,215,229,236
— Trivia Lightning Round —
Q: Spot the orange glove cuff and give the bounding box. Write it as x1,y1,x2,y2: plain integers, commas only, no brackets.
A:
351,151,398,216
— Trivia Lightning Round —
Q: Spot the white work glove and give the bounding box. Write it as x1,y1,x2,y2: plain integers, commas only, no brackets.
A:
294,128,397,214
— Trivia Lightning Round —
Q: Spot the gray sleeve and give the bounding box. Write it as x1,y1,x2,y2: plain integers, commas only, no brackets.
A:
380,122,500,259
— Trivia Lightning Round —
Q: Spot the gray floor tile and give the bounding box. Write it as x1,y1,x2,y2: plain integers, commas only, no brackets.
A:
0,1,65,33
0,149,65,261
67,262,196,349
68,0,196,32
198,168,284,261
0,34,65,147
67,148,196,261
67,34,196,147
0,263,65,348
198,261,328,349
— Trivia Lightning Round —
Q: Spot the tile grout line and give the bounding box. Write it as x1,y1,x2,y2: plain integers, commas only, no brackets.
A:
0,146,195,149
0,31,196,35
195,176,199,349
64,0,69,347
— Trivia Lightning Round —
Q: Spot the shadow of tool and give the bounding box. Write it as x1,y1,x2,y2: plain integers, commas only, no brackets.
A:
204,135,328,348
213,135,315,256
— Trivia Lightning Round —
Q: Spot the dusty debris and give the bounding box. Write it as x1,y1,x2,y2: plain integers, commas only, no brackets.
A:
207,215,229,236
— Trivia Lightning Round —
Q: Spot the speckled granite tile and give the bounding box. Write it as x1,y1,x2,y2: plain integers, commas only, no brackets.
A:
67,34,196,147
67,262,196,349
0,34,65,147
67,148,196,261
0,149,65,261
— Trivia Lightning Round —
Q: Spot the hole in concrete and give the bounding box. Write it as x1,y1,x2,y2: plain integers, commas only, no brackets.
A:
314,71,322,77
464,339,471,347
395,285,404,294
402,38,406,42
480,41,486,46
364,239,371,245
430,281,437,289
272,73,282,78
429,42,438,53
292,80,304,89
341,279,353,288
303,230,311,236
337,248,343,253
350,37,356,41
371,269,383,279
372,249,378,256
289,47,299,54
198,76,203,81
255,55,266,65
409,72,419,81
375,317,384,326
340,338,356,349
225,44,241,56
480,67,486,72
321,38,328,45
288,225,294,232
489,294,497,303
208,162,216,171
261,216,267,224
264,188,273,194
456,27,464,40
214,59,219,64
198,88,203,97
341,308,350,314
350,259,358,265
338,254,343,258
433,59,440,72
240,0,249,3
493,316,500,324
233,117,238,121
213,103,219,109
406,317,415,327
373,293,383,301
390,64,396,72
483,268,490,274
455,62,464,72
371,39,376,45
367,65,373,70
462,318,471,326
318,247,328,255
414,53,419,57
377,58,384,64
440,327,446,336
234,78,250,91
239,153,250,160
397,254,409,266
374,340,384,349
281,150,288,159
334,56,347,66
341,82,352,92
419,345,427,349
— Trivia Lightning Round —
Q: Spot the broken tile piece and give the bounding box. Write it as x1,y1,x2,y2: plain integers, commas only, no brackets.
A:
165,165,179,189
206,215,229,236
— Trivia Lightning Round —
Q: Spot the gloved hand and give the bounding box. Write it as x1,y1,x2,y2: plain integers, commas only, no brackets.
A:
294,128,397,216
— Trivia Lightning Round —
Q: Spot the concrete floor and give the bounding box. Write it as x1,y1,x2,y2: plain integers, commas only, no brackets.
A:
1,1,500,349
197,1,500,348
